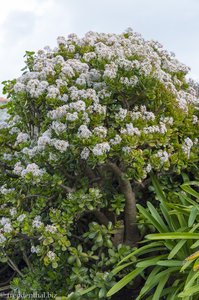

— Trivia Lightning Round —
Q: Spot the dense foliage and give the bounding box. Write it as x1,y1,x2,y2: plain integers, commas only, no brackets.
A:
0,28,199,298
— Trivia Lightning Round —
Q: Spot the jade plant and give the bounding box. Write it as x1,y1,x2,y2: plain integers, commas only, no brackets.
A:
0,28,198,298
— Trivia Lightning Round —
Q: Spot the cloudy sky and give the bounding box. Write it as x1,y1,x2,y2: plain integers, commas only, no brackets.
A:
0,0,199,95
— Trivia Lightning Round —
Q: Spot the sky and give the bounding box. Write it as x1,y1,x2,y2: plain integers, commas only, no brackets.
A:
0,0,199,96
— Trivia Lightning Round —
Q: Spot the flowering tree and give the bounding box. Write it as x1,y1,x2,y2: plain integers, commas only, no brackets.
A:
0,29,199,297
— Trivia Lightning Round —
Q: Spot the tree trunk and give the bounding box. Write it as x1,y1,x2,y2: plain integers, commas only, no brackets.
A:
107,162,140,245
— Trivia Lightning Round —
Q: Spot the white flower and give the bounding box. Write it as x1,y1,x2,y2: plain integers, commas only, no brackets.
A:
32,216,43,228
0,217,10,226
146,164,152,173
83,52,96,62
115,108,128,121
156,150,169,163
31,245,40,253
0,233,6,244
3,223,12,233
122,146,131,153
69,100,86,112
121,123,140,136
47,251,56,261
17,214,26,222
14,82,26,93
38,135,51,148
80,147,90,160
159,123,167,134
93,126,107,138
182,137,193,158
192,115,198,125
13,162,24,175
77,125,92,139
59,94,69,102
21,163,45,178
45,225,57,233
92,142,110,156
47,86,60,99
3,153,12,161
51,139,69,152
120,75,138,87
160,116,173,125
0,185,14,195
9,127,20,134
66,112,78,121
143,125,160,134
10,208,17,216
15,132,29,145
57,36,67,46
103,62,118,79
110,135,122,145
51,121,66,134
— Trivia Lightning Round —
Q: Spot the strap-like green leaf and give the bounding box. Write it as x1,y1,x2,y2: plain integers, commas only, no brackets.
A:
136,255,167,268
146,232,199,240
168,240,186,259
107,267,145,297
151,174,166,202
188,207,198,227
152,273,170,300
137,204,166,232
147,202,169,232
157,260,183,267
178,285,199,297
181,185,199,199
117,242,163,266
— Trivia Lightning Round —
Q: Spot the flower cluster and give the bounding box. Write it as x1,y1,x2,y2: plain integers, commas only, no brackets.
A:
182,138,193,158
13,162,45,179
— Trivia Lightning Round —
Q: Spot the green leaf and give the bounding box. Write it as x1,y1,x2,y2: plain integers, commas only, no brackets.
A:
136,267,178,300
157,260,183,267
99,288,106,298
188,207,198,227
137,204,166,233
152,273,170,300
181,185,199,199
79,285,96,296
151,174,166,202
160,202,175,231
191,240,199,249
184,270,199,289
107,268,145,297
136,255,167,268
180,260,193,272
43,237,54,245
146,232,199,240
181,181,199,187
178,285,199,297
117,242,163,266
52,262,58,268
135,266,162,300
168,240,186,259
111,261,135,275
147,202,169,232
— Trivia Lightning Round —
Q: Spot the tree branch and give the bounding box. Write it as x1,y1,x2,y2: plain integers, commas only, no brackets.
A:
93,210,110,226
59,183,75,193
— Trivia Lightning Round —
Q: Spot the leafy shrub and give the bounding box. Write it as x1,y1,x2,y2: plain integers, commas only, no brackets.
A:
0,28,199,298
108,176,199,299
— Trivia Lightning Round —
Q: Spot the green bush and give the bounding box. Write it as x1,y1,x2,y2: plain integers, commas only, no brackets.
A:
0,29,199,298
108,177,199,299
